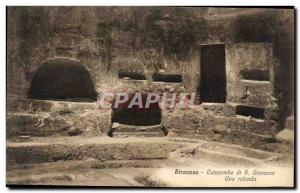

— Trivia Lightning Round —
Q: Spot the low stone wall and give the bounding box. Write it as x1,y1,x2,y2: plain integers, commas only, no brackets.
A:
7,99,277,149
7,99,111,138
162,104,276,148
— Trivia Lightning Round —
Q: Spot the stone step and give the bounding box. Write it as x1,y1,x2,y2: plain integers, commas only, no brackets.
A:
112,131,166,138
6,109,111,138
6,112,76,138
7,99,99,113
7,137,184,165
7,136,283,166
111,123,164,133
110,123,167,137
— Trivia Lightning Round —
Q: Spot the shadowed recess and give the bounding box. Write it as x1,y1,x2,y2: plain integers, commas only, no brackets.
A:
112,93,162,126
240,69,270,81
236,105,265,119
118,71,147,80
28,58,97,102
152,73,182,83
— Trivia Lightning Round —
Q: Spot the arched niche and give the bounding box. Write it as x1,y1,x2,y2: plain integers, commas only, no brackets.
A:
28,57,97,102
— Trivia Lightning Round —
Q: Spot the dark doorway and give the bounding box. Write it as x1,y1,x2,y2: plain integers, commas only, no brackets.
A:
28,58,97,102
199,44,226,103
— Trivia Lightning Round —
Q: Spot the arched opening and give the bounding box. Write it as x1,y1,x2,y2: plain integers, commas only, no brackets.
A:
28,58,97,102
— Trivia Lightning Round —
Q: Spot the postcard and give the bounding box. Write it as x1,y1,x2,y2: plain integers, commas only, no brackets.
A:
6,6,295,188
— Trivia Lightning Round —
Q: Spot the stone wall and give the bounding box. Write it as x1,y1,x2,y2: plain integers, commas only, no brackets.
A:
226,43,275,106
7,7,294,129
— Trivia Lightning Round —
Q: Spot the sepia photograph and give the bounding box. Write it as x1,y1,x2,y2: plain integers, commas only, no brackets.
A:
6,6,295,188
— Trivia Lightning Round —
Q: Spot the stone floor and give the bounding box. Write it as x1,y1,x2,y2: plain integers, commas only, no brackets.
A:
7,136,294,187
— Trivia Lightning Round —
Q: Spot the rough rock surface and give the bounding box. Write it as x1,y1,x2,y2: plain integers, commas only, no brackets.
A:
7,99,111,138
7,136,293,187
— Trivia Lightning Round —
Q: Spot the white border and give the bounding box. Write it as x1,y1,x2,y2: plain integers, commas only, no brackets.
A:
2,0,298,6
1,1,298,193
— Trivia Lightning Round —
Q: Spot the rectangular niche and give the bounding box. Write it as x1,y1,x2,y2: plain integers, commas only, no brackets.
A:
111,93,162,126
118,71,146,80
240,69,270,81
152,73,182,83
236,105,265,119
